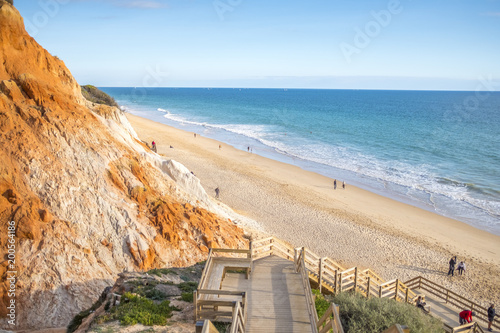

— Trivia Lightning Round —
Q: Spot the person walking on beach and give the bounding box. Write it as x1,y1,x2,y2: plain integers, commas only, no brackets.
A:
448,256,457,276
219,144,221,150
488,304,495,331
334,179,337,190
215,187,220,199
152,141,157,153
342,181,346,189
457,261,466,275
459,310,475,325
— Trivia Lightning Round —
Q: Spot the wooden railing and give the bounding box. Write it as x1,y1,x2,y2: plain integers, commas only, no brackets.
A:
316,303,345,333
251,237,417,306
195,247,249,329
200,236,495,333
444,322,485,333
295,247,320,333
197,319,219,333
228,298,246,333
406,276,498,330
198,248,214,290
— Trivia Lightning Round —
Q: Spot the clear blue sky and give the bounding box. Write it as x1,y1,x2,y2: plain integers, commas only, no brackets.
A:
15,0,500,90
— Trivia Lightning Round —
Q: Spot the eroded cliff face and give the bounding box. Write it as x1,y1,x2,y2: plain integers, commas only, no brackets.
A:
0,2,246,329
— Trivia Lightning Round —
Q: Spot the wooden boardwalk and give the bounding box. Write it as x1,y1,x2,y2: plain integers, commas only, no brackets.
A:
221,255,314,333
414,291,496,332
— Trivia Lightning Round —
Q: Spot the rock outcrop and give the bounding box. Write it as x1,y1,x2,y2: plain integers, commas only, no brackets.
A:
0,1,247,329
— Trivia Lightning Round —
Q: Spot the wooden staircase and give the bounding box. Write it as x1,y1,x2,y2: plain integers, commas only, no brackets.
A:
195,236,497,333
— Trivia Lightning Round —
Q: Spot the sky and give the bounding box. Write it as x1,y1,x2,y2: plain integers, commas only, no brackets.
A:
14,0,500,90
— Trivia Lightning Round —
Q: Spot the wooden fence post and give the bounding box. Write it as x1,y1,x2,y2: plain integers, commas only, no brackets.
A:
339,272,343,293
270,238,274,255
405,287,409,303
354,267,358,292
193,290,198,321
379,286,382,298
334,270,338,295
248,241,253,259
366,277,371,298
319,258,324,293
394,279,400,300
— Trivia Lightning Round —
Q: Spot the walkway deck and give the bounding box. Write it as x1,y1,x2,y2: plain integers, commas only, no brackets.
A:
414,291,495,332
221,255,314,333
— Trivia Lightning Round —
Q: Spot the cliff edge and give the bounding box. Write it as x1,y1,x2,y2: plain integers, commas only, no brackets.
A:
0,1,247,329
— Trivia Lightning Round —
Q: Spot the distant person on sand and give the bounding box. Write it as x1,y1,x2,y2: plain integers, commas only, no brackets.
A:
152,141,157,153
215,187,220,199
459,310,475,325
342,181,346,189
334,179,337,190
488,304,495,331
448,256,457,276
219,144,221,150
194,133,197,138
457,261,466,275
247,146,250,152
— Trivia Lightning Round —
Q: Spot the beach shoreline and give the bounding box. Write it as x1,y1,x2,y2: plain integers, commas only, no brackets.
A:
126,113,500,307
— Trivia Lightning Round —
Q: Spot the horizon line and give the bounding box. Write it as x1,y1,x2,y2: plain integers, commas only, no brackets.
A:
95,86,500,93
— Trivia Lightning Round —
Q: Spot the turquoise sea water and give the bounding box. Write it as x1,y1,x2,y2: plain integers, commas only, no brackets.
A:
102,88,500,235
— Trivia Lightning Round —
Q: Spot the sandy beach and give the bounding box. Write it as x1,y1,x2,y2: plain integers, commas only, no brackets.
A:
127,113,500,308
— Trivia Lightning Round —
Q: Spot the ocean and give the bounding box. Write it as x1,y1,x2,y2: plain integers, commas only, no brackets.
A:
101,88,500,235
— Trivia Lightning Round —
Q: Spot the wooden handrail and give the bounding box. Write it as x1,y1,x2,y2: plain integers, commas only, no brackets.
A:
406,276,499,330
295,247,320,333
212,248,251,254
317,303,345,333
250,237,499,331
229,301,245,333
198,249,213,290
199,319,219,333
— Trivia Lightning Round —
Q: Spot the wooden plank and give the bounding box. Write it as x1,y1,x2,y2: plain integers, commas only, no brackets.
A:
198,289,246,296
240,256,315,333
212,248,251,254
197,300,238,307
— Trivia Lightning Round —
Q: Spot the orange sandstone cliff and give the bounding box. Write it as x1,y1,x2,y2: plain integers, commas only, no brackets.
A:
0,1,246,329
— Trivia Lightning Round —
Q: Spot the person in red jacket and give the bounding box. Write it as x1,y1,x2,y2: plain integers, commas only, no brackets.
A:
459,310,475,325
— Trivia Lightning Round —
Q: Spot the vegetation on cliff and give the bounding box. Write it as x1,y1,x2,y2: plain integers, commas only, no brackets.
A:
313,290,444,333
81,85,118,107
68,263,204,332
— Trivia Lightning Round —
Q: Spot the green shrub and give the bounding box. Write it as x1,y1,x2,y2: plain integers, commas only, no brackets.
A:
179,281,198,293
213,321,230,332
81,85,118,107
312,289,330,319
143,288,168,301
330,292,444,333
110,292,173,326
181,292,194,303
148,268,177,277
